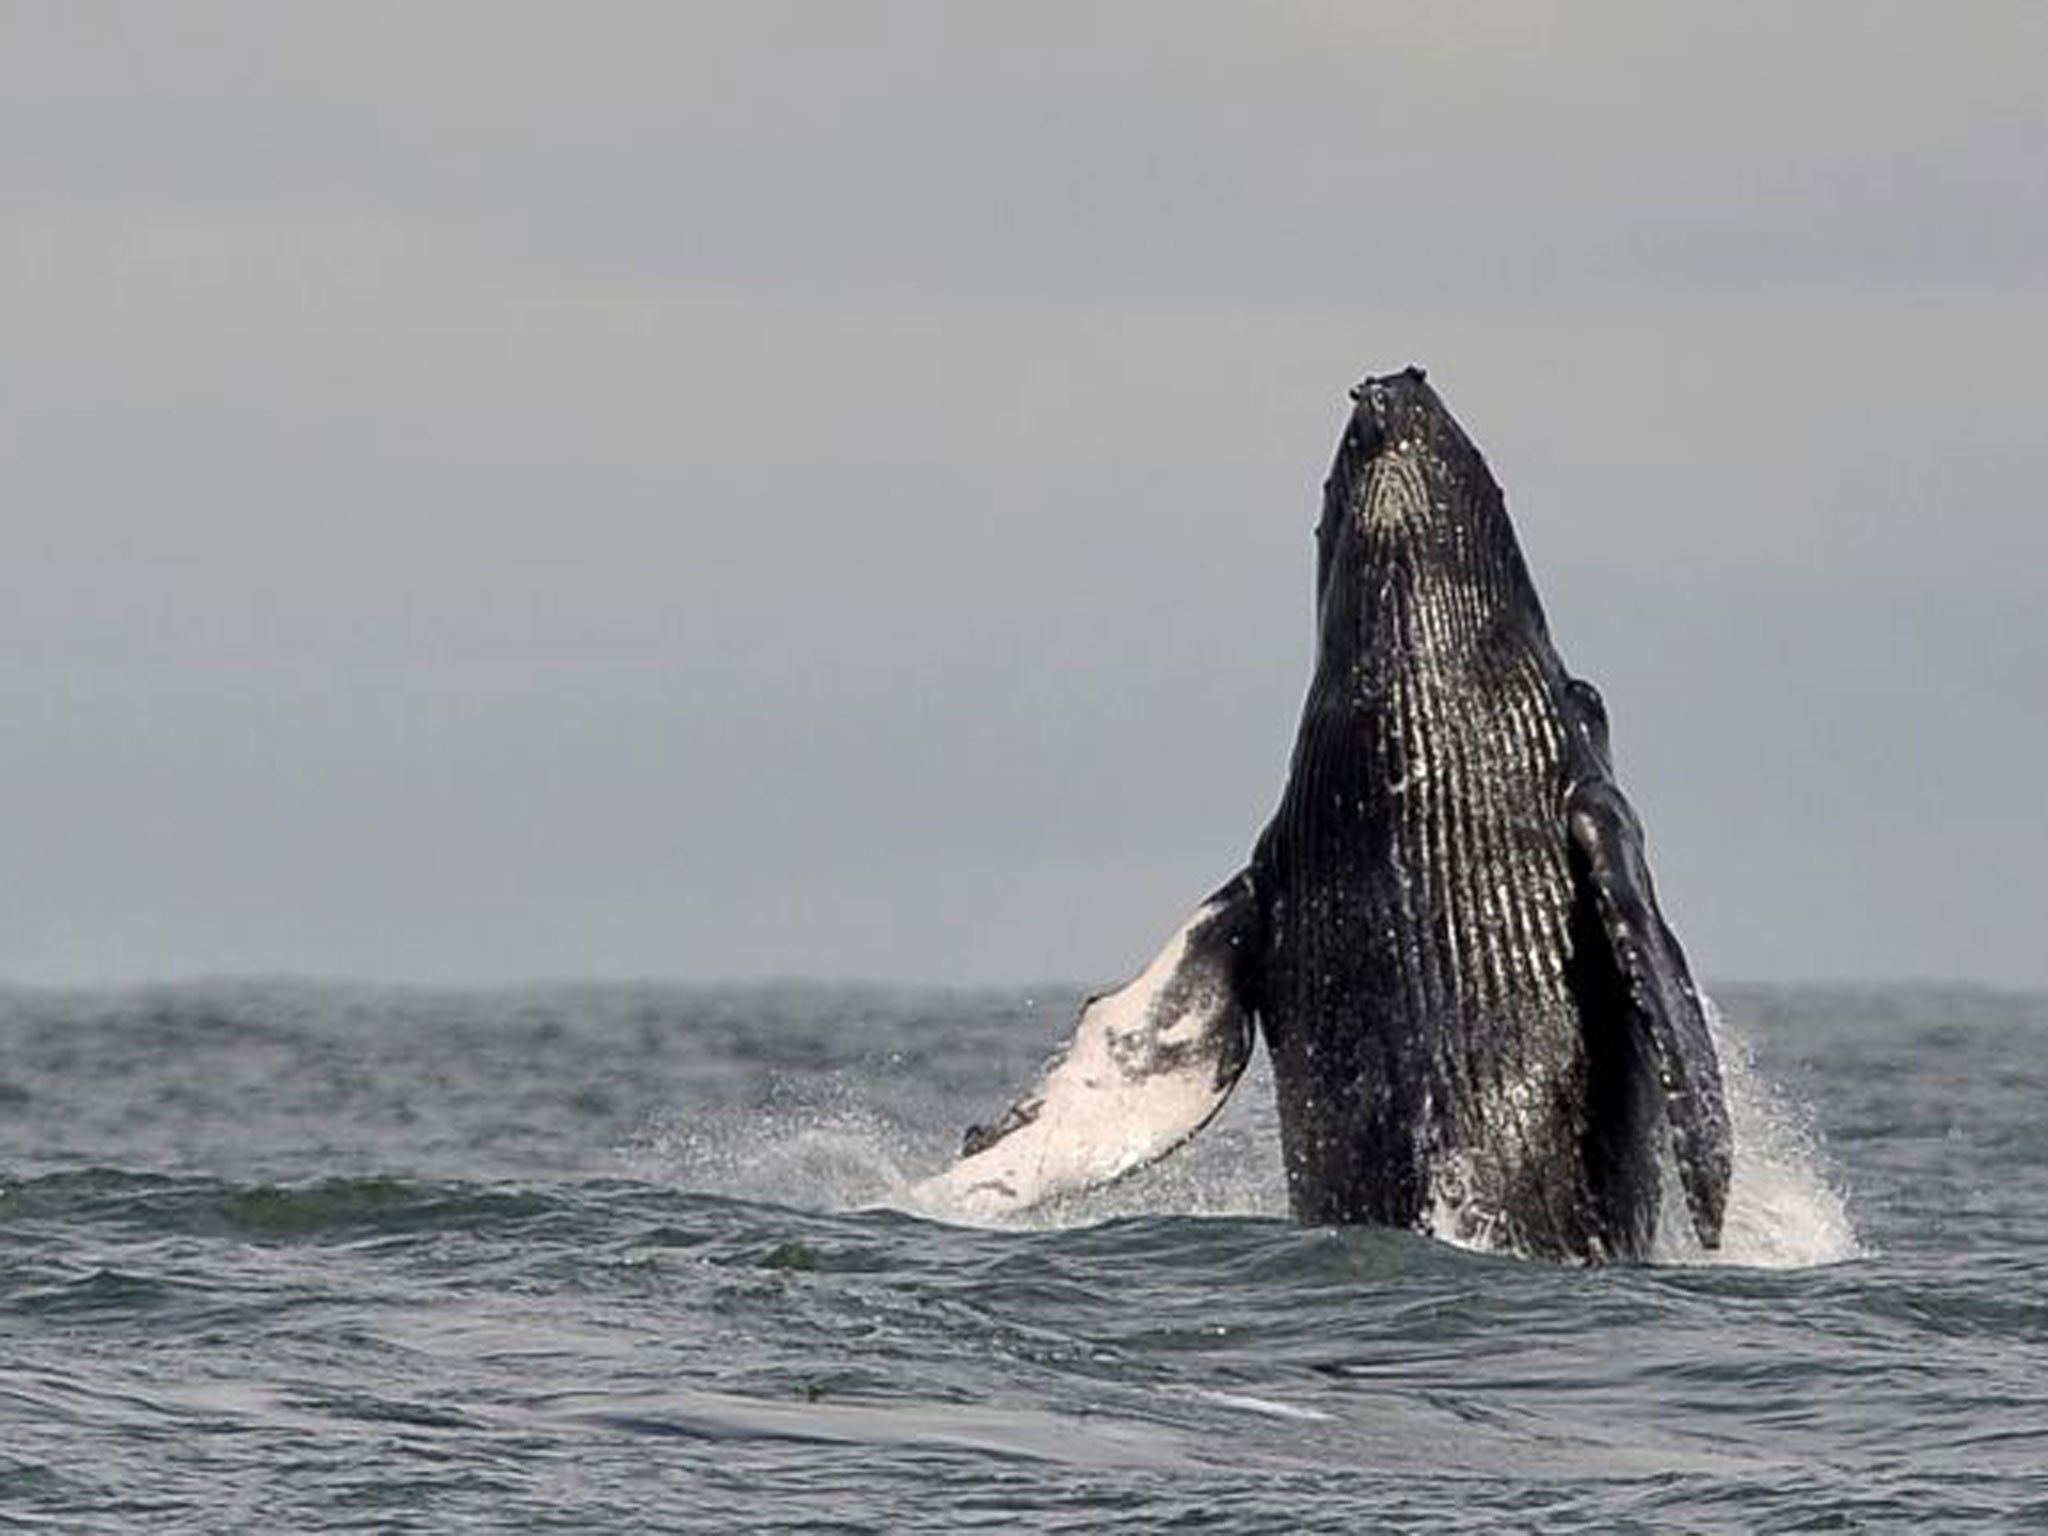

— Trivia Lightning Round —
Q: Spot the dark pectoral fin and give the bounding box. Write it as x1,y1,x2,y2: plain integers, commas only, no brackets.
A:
912,871,1262,1220
1567,774,1732,1248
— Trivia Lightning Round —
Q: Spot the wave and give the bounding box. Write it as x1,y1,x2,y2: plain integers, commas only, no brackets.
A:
0,1167,564,1242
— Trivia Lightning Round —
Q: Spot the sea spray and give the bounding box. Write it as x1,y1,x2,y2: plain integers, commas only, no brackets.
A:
1654,999,1861,1268
625,1068,936,1212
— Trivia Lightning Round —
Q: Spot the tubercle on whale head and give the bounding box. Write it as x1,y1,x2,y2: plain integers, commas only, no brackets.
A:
1346,363,1428,427
1312,366,1539,654
1336,365,1485,495
1316,367,1464,594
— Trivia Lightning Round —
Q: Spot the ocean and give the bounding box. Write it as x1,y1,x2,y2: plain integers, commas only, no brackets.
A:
2,980,2043,1532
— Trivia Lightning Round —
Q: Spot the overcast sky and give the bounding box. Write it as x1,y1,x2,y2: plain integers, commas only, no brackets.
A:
3,4,2044,989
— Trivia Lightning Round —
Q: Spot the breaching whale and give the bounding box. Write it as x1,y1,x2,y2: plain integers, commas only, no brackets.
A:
917,369,1731,1262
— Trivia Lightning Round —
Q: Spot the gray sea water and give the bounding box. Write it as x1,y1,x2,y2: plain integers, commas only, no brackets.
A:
2,980,2043,1532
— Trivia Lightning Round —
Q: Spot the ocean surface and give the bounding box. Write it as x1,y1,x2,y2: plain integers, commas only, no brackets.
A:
2,979,2043,1533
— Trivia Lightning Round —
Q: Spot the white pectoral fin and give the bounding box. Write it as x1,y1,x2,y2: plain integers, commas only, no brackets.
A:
912,872,1261,1222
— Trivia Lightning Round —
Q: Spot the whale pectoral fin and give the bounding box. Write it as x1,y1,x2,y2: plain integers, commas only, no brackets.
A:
911,872,1261,1222
1566,777,1732,1249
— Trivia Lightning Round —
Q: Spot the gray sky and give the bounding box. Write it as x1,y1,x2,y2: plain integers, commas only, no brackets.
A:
3,3,2044,988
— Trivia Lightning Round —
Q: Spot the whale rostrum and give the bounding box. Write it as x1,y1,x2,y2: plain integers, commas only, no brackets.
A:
917,368,1731,1263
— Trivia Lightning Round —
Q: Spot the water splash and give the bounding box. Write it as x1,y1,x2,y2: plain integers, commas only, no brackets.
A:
623,1074,934,1213
1419,998,1861,1269
637,1001,1858,1270
1653,999,1861,1269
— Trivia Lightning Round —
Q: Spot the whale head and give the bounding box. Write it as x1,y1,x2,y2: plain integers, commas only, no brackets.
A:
1313,367,1549,680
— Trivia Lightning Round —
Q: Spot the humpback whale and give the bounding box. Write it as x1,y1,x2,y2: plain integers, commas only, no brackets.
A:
919,368,1731,1262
